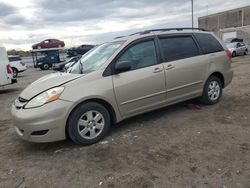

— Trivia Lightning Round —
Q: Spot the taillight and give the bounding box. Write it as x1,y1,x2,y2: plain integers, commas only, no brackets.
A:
225,50,232,59
6,64,12,74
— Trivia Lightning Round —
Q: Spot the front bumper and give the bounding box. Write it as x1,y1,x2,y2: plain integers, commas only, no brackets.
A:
11,99,73,143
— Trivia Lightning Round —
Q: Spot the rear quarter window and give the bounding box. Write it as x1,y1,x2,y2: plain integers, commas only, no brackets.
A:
194,33,224,54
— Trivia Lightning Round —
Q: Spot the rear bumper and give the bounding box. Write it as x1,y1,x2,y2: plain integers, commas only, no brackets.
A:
224,69,233,88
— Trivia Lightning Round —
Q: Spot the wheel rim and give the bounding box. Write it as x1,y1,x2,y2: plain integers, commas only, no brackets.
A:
208,81,220,101
77,110,105,139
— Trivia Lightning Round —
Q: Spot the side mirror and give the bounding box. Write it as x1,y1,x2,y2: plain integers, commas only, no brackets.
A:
115,61,131,73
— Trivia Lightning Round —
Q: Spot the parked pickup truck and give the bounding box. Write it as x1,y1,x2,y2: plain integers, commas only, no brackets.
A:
0,47,17,87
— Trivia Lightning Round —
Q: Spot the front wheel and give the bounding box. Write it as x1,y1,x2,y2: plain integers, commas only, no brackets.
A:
232,51,236,57
67,102,111,145
200,76,222,105
244,50,248,55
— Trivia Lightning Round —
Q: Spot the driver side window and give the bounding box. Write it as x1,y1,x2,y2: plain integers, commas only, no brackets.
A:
117,40,157,70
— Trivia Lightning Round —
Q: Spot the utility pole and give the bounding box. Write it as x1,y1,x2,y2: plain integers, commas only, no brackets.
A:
191,0,194,29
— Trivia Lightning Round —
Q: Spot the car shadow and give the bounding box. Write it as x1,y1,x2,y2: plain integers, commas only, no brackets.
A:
0,88,20,94
17,75,27,78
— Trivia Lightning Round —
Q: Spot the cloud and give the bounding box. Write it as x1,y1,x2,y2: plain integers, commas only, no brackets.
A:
0,0,249,50
0,2,16,17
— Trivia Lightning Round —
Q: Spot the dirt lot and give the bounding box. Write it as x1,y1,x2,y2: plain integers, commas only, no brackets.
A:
0,55,250,188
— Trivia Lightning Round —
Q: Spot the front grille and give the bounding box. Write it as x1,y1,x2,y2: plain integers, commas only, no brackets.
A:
15,97,28,109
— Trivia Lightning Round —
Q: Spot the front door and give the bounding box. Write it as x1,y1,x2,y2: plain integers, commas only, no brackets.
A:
112,40,166,117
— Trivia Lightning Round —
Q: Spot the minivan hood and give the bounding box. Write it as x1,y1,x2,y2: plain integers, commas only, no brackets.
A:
20,72,82,100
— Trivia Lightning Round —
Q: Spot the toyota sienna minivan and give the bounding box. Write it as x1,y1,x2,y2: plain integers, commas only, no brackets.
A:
11,28,233,145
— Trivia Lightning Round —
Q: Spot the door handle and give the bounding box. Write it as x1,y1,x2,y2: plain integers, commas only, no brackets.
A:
153,67,163,73
165,64,175,70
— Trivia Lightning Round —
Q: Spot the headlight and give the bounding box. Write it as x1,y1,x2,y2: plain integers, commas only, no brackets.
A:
24,87,64,109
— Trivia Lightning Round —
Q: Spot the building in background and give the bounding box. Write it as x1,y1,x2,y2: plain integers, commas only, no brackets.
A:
198,6,250,44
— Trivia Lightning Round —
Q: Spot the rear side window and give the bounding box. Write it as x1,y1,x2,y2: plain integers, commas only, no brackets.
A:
194,33,224,54
159,36,199,62
8,57,21,62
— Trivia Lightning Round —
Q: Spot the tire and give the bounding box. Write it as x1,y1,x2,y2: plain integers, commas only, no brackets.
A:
232,51,236,57
200,76,222,105
42,63,50,70
67,102,111,145
11,67,18,78
244,50,248,55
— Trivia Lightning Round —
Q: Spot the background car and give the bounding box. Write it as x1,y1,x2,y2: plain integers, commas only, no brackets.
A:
67,44,95,56
8,55,27,78
226,42,248,57
36,51,62,70
224,38,243,43
52,55,81,71
32,39,65,49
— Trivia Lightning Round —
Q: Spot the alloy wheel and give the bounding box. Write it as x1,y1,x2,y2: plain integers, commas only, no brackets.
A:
208,81,221,101
77,110,105,139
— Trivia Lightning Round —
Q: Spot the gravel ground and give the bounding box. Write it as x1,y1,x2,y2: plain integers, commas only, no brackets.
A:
0,55,250,188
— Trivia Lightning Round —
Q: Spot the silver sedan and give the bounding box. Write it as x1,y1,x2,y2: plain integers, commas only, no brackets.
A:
226,42,248,57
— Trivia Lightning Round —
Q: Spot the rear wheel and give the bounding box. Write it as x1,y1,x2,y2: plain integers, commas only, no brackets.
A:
244,49,248,55
11,67,18,78
67,102,111,145
200,76,222,105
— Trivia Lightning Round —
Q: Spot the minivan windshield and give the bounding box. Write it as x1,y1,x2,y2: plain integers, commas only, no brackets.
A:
69,41,124,74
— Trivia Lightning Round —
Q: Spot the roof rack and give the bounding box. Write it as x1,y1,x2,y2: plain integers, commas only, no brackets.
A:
114,28,207,40
130,27,207,36
114,36,125,39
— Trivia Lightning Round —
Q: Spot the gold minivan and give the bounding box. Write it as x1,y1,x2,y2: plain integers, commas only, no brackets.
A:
11,28,233,145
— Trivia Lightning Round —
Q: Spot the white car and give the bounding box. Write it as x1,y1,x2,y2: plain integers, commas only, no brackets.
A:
0,47,16,87
8,55,27,78
226,42,248,57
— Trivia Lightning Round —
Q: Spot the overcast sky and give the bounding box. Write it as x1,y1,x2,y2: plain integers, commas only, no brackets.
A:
0,0,249,50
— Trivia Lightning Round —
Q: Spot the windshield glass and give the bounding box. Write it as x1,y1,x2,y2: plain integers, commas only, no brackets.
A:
69,41,124,74
226,43,236,48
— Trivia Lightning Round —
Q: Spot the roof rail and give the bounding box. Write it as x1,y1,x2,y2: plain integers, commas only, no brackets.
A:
130,27,207,36
114,36,125,39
